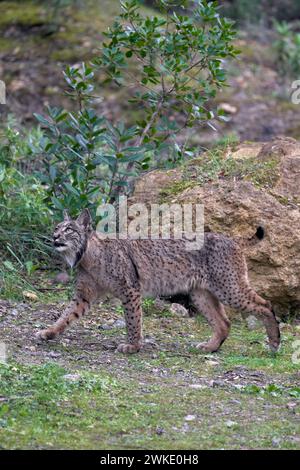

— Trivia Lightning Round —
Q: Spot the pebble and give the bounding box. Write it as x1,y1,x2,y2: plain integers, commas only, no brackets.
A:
246,315,260,330
113,319,126,328
48,351,60,358
53,272,70,285
184,414,196,421
170,303,189,317
226,420,237,428
272,437,281,447
156,427,165,435
99,324,113,330
63,374,81,382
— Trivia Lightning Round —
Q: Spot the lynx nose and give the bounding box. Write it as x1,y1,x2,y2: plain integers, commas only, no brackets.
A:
53,234,62,246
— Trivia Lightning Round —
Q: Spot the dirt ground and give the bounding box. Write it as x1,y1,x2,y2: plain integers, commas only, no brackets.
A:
0,297,299,449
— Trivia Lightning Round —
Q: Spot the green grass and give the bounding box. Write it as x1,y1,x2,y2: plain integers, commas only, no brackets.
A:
0,1,44,27
0,353,298,450
160,144,281,201
0,304,299,450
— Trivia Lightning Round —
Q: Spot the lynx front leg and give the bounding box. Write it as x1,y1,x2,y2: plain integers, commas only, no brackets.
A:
35,297,90,340
191,288,231,352
117,289,143,354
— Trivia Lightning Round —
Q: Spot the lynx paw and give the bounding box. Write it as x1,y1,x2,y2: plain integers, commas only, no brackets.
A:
269,340,280,353
117,342,141,354
196,341,219,353
35,329,57,341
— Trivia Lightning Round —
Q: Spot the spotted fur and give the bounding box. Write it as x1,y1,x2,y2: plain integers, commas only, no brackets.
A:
36,210,280,354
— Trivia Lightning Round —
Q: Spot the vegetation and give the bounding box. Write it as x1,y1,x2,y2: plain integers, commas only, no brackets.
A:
221,0,300,25
34,0,238,216
160,144,280,200
0,0,300,452
0,0,239,274
0,312,299,449
273,21,300,79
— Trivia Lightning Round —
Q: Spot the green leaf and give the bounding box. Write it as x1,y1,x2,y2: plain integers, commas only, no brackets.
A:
3,260,15,272
64,183,80,197
33,113,52,128
51,197,64,211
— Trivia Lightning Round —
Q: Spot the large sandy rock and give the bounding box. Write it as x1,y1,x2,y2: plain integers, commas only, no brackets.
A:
131,137,300,316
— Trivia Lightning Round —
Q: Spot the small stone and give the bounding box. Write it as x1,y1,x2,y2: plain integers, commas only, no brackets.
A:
22,291,38,301
63,374,81,382
189,384,207,390
48,351,60,358
184,414,196,422
206,360,219,367
113,319,126,328
226,420,237,428
229,399,242,405
99,324,113,330
156,427,165,435
272,437,281,447
209,379,224,388
218,102,237,114
53,272,70,285
246,315,260,330
170,303,189,317
286,402,297,411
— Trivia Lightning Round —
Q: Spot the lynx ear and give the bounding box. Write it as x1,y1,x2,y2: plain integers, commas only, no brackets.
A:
76,208,92,229
63,209,71,221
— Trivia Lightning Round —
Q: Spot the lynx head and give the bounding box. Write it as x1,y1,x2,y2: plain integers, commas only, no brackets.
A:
53,209,93,268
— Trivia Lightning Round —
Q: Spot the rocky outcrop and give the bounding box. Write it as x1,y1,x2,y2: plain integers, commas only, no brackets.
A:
131,137,300,317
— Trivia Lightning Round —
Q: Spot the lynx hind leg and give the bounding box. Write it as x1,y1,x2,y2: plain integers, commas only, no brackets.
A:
243,297,280,352
190,289,231,353
220,286,280,352
35,296,91,341
117,288,143,354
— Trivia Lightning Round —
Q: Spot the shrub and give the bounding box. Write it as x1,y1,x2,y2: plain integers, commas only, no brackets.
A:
273,21,300,79
34,0,239,216
221,0,300,25
0,118,52,265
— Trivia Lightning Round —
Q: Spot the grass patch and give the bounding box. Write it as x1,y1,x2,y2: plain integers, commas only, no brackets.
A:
0,300,299,450
0,1,44,28
160,144,281,200
185,147,280,189
0,350,299,449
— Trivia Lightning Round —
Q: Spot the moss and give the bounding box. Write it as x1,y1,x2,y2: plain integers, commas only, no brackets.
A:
50,48,86,63
159,180,197,200
0,38,18,53
0,1,44,28
241,157,280,188
160,143,281,202
269,192,300,208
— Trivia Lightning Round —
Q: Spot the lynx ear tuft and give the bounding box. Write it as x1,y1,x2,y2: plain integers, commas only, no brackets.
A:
76,208,92,229
63,209,71,221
